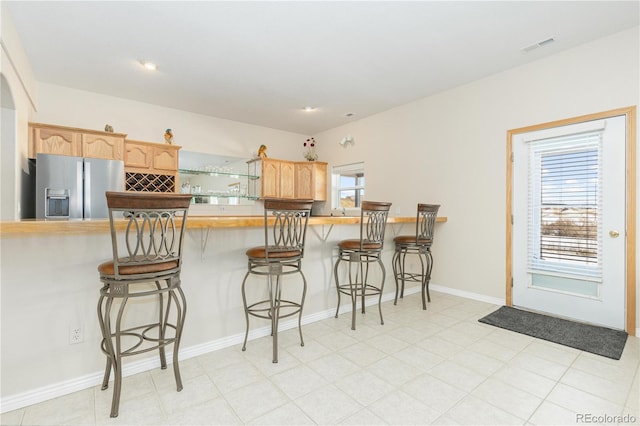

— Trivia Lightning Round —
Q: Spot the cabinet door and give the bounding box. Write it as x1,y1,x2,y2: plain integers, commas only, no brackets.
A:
261,159,281,198
124,142,152,169
295,162,327,201
279,160,295,199
153,146,179,172
31,126,81,157
295,163,314,199
312,162,327,201
82,133,124,160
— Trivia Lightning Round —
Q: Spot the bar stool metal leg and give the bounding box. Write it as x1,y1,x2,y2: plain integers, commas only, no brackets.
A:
334,257,343,319
376,256,386,324
97,291,128,418
392,247,408,305
297,271,307,347
270,265,282,363
170,283,187,391
156,282,168,370
241,271,252,353
421,247,434,308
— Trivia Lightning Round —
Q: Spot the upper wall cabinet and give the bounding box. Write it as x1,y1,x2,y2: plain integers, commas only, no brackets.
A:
28,123,179,193
248,158,295,199
124,140,180,174
28,122,126,160
124,140,181,193
248,158,327,201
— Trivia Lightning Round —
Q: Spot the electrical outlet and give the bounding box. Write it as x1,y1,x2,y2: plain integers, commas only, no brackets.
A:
69,325,83,344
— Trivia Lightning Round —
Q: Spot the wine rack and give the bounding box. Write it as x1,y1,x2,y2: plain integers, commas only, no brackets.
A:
125,172,176,193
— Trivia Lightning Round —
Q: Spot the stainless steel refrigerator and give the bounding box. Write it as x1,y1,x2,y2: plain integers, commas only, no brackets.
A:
36,153,125,219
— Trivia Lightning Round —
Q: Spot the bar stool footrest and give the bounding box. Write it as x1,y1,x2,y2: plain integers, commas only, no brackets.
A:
100,322,179,358
337,283,383,297
246,299,303,320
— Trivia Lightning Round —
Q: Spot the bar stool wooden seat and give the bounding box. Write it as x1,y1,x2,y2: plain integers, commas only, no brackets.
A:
97,191,191,418
241,199,313,363
392,203,440,310
334,201,392,330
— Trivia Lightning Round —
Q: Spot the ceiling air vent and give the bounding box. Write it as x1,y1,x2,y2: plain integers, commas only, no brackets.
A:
521,37,556,53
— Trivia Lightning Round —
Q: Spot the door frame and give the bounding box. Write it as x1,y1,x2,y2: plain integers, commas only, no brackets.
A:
506,106,637,335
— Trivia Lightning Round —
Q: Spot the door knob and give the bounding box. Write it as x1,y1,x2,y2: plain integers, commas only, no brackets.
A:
609,230,620,238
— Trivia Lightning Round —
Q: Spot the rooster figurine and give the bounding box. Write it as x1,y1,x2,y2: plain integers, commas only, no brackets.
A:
164,128,174,145
257,144,267,158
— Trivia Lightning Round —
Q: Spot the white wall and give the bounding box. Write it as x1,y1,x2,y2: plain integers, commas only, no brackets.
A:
1,103,16,220
315,27,640,309
0,3,38,219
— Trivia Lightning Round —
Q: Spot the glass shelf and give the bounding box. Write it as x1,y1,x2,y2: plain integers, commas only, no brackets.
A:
178,168,259,180
179,156,259,204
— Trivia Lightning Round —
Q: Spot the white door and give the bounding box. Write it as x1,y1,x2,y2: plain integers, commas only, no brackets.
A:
512,115,626,330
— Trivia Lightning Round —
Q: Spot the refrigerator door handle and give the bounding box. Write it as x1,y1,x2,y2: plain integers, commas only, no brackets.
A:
84,160,91,218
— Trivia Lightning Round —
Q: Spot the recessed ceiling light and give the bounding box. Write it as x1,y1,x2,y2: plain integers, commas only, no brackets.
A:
140,61,158,71
303,106,316,112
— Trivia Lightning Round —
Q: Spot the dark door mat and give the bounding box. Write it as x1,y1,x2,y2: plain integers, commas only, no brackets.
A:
478,306,628,360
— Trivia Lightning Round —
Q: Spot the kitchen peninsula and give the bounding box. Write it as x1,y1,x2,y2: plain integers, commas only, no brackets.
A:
0,213,447,412
0,214,448,235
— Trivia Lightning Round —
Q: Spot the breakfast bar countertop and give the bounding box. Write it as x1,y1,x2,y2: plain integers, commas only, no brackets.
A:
0,215,448,236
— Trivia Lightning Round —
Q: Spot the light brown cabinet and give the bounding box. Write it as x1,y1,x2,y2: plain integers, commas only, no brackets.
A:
295,161,327,201
28,123,180,193
248,158,326,201
124,140,181,193
29,123,125,160
253,158,295,199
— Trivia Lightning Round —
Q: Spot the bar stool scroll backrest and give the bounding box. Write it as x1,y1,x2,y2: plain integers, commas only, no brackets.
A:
414,203,440,244
262,198,314,263
359,200,392,252
392,203,440,310
106,192,191,281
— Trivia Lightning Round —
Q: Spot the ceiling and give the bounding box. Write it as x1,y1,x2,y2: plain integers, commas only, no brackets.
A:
5,1,639,135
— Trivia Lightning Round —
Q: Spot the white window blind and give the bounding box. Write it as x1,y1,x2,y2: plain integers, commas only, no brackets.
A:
527,130,603,282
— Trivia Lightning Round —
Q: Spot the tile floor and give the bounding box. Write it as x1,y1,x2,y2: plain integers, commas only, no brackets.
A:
2,291,639,425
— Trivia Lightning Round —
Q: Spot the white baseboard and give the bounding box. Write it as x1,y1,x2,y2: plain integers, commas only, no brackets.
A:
0,283,500,413
429,283,504,306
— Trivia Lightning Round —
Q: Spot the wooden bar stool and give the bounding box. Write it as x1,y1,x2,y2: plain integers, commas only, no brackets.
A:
97,191,191,417
241,198,313,363
334,201,392,330
392,203,440,309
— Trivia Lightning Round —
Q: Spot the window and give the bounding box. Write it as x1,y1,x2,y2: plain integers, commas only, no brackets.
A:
332,162,365,209
528,130,603,282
